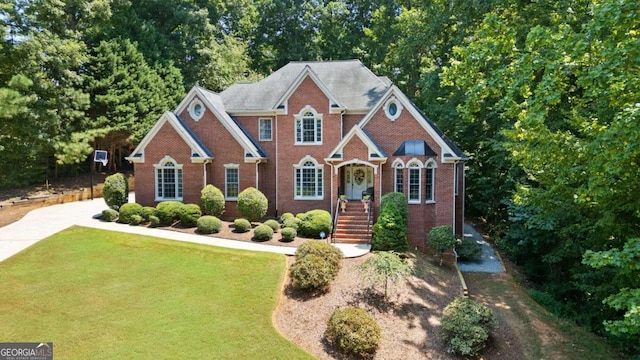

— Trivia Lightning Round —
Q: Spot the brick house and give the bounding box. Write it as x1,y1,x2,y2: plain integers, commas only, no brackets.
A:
126,60,467,249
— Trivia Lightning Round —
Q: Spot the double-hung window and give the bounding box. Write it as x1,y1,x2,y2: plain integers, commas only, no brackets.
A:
395,168,404,193
154,156,183,201
224,164,239,200
295,107,322,144
294,157,323,199
407,160,422,203
259,118,272,141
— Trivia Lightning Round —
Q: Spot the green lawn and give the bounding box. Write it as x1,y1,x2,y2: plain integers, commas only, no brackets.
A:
0,226,312,359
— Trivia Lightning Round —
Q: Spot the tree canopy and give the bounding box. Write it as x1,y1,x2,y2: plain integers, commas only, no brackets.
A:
1,1,638,354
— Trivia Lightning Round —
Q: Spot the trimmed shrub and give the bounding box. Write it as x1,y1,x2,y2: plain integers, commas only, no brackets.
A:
201,184,225,217
103,173,129,209
299,210,332,238
429,225,456,264
149,215,160,228
234,218,252,233
264,219,280,232
379,192,408,226
178,203,202,228
280,212,294,223
441,297,498,357
281,227,297,242
371,196,408,251
282,217,302,231
295,212,306,220
295,241,343,271
237,187,268,222
142,206,156,221
456,236,483,260
197,215,222,234
118,203,144,224
253,224,274,241
325,307,381,357
155,201,183,226
130,214,143,225
102,208,118,222
290,254,335,291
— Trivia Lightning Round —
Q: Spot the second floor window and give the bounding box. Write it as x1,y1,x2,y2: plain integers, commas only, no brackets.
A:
295,108,322,144
259,118,272,141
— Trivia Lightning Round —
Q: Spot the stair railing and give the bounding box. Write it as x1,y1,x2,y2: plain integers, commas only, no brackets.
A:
331,198,340,243
366,206,373,244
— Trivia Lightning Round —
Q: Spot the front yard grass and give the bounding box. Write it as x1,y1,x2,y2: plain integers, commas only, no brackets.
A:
0,226,312,359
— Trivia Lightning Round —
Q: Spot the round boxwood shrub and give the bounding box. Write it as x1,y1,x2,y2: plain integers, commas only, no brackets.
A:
280,212,294,223
102,208,118,222
149,215,160,228
429,225,456,264
178,203,202,228
201,184,225,217
118,203,144,224
325,307,381,357
281,227,297,242
197,215,222,234
295,212,306,220
237,187,268,222
103,172,129,210
142,206,156,221
295,241,343,271
234,218,252,233
290,254,335,291
282,217,302,231
130,214,143,226
155,201,183,226
253,224,274,241
441,297,498,357
264,219,280,232
456,236,483,260
299,210,333,238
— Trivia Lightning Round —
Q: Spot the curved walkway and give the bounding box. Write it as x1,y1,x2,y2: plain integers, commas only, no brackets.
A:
0,194,371,263
457,223,505,273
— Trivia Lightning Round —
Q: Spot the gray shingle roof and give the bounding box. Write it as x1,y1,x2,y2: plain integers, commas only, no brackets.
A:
220,60,390,111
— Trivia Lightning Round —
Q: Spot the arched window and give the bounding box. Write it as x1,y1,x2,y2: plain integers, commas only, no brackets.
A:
407,159,423,203
295,106,322,144
425,159,437,202
154,156,183,201
294,156,323,199
392,159,405,194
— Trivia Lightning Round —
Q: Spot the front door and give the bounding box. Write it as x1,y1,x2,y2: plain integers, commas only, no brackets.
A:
345,166,371,200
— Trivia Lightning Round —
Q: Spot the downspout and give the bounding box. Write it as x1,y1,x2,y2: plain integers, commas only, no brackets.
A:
453,161,458,236
255,159,262,190
203,160,211,188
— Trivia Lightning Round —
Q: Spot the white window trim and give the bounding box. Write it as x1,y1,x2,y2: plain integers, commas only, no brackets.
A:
294,105,323,145
154,156,183,201
224,163,240,201
454,164,459,196
384,96,403,121
189,99,205,121
392,159,405,194
407,158,423,204
258,118,272,141
425,159,437,203
294,155,324,200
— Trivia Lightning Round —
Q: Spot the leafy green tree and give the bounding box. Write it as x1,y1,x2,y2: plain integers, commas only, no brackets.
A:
359,251,412,301
428,225,455,265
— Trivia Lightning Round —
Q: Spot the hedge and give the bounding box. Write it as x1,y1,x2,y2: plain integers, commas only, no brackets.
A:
237,187,268,222
201,184,225,217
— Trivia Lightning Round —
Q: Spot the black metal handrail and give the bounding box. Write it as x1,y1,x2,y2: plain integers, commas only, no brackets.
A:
331,198,341,243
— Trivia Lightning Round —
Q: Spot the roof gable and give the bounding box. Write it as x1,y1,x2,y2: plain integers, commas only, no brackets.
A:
273,65,343,114
176,86,268,162
125,111,213,164
359,86,466,162
325,126,387,162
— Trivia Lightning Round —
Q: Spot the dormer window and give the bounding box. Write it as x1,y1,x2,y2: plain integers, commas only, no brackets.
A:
189,99,205,121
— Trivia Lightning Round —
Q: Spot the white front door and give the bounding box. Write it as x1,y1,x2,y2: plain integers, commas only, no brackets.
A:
345,166,371,200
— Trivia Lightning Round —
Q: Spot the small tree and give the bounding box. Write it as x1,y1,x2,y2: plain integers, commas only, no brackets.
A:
103,173,129,209
428,225,456,265
237,187,268,222
372,193,408,251
360,251,413,301
201,184,225,216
